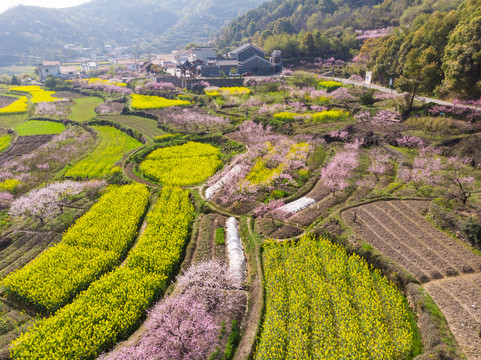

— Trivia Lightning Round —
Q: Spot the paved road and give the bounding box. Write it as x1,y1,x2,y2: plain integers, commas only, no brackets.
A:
320,75,480,109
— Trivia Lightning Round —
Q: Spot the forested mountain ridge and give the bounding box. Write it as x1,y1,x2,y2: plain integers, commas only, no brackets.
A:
216,0,463,59
217,0,481,99
0,0,265,65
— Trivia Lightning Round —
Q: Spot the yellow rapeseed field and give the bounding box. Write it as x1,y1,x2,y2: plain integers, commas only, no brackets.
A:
10,86,58,103
131,94,190,109
140,141,222,186
256,235,415,360
0,96,28,114
2,183,150,312
10,187,194,360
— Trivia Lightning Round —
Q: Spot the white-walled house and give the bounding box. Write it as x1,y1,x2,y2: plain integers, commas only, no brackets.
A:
189,47,217,64
38,61,61,82
174,47,217,65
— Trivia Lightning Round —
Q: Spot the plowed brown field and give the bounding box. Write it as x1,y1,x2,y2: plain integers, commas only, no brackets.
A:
0,135,54,164
343,200,481,359
425,274,481,360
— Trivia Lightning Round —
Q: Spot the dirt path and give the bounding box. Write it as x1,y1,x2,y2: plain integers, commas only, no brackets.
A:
123,162,161,188
343,199,481,359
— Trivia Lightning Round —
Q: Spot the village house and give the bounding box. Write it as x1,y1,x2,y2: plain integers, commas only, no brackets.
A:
173,46,217,65
59,66,78,80
114,59,140,71
195,43,282,77
37,61,61,82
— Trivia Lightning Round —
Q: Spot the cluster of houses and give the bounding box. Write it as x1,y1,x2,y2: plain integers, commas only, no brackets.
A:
37,59,141,82
168,43,282,77
37,43,283,82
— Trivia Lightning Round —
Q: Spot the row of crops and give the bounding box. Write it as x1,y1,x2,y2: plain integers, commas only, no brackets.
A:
255,236,417,360
10,186,194,359
2,183,150,312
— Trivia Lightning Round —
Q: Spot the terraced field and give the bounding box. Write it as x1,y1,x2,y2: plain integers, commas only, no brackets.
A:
97,115,165,143
343,200,481,359
69,97,104,123
65,125,142,178
0,197,94,357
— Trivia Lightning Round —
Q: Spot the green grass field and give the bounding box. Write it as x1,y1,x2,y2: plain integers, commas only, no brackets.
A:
69,97,104,123
0,134,11,153
98,115,165,143
14,120,65,136
0,114,27,128
65,125,142,178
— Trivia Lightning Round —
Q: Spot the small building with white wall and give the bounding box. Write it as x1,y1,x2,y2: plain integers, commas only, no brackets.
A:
37,61,61,82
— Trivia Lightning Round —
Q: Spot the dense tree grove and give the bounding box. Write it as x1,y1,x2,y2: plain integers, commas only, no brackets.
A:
363,0,481,99
216,0,463,60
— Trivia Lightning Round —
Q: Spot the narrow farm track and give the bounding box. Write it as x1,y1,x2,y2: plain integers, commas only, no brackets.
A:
343,200,481,360
123,162,161,188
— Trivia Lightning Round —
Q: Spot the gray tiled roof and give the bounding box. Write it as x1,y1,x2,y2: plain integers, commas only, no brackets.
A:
229,43,265,55
239,55,270,65
217,59,239,66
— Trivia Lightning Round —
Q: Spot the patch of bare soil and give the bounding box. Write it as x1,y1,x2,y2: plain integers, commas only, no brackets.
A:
53,91,85,99
95,100,124,115
425,274,481,360
0,135,54,164
224,131,246,145
0,96,14,109
270,224,303,239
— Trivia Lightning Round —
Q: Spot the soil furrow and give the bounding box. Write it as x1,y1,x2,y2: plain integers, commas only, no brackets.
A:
361,206,444,280
425,280,481,360
398,201,481,272
384,201,476,274
346,207,433,282
372,202,462,277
